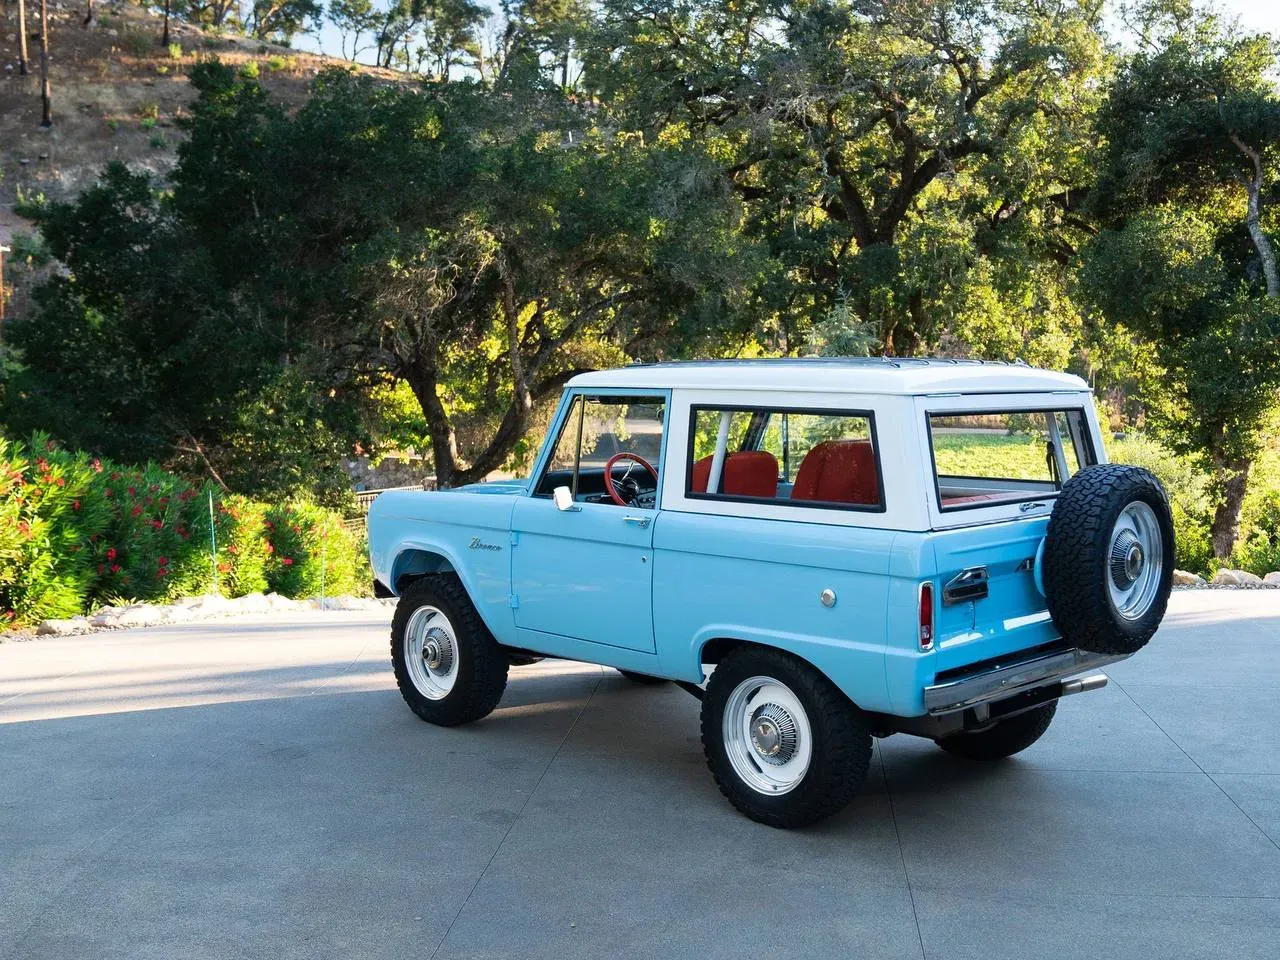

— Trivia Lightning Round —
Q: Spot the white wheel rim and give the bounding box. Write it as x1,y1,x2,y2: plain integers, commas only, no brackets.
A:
1108,501,1164,620
404,605,459,700
722,675,813,796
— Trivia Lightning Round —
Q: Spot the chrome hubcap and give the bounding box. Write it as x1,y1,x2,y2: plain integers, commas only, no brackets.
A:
723,676,813,795
404,605,459,700
1107,502,1164,620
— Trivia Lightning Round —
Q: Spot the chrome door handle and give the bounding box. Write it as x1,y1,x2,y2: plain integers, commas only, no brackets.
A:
622,515,651,528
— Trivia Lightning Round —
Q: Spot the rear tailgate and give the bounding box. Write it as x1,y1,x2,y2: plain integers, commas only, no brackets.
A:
929,516,1057,672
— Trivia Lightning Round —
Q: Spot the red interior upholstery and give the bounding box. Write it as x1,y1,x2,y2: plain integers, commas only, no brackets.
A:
691,451,780,498
791,440,880,506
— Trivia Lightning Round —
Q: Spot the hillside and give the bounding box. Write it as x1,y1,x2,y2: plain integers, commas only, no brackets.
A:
0,3,403,248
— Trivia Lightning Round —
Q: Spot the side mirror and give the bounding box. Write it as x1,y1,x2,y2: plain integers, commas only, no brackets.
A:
552,486,580,512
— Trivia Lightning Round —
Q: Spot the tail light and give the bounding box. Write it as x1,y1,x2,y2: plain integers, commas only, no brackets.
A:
918,581,935,650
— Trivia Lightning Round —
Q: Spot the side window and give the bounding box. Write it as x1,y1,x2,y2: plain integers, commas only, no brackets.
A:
535,395,666,506
688,406,883,511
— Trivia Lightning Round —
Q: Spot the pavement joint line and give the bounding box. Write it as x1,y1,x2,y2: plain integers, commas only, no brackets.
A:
878,748,929,960
1105,672,1280,854
426,664,606,960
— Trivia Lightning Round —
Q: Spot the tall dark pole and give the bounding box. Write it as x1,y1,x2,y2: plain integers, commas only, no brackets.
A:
17,0,30,76
38,0,51,128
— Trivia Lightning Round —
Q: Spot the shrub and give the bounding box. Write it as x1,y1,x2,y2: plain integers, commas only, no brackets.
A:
266,55,288,72
168,43,183,60
264,502,368,599
241,61,261,80
0,435,107,624
0,438,370,627
122,30,154,58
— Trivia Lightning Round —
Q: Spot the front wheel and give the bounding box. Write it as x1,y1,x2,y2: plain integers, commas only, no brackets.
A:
391,575,509,726
935,702,1057,761
701,647,872,828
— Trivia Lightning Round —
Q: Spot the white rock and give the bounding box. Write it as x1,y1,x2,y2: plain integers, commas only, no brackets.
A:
1263,572,1280,586
36,617,89,636
1212,569,1262,586
1172,569,1205,586
111,605,170,628
233,592,272,613
265,593,301,610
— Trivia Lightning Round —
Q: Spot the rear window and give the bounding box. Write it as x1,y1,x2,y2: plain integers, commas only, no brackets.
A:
929,410,1094,511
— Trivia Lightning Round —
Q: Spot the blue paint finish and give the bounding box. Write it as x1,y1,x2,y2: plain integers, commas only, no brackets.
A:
651,512,898,711
368,489,520,638
928,517,1057,671
368,380,1095,723
510,498,657,652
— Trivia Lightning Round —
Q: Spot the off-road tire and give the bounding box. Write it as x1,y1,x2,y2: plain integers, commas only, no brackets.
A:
391,575,508,726
701,647,873,828
935,702,1058,761
618,669,667,685
1043,464,1174,656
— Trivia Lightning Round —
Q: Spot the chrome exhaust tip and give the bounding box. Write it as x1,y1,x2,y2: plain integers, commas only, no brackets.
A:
1061,674,1108,697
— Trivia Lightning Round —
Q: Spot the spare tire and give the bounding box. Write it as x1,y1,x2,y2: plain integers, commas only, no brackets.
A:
1042,464,1175,656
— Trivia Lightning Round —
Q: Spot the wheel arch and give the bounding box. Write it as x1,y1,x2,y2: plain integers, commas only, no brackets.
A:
390,547,458,594
690,630,890,713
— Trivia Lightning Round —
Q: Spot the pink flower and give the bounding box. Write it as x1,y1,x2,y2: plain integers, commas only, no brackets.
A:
282,557,294,566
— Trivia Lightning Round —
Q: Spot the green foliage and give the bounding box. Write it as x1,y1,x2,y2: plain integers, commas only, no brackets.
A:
122,30,155,58
240,60,261,79
264,503,368,599
169,43,184,60
0,439,368,627
0,435,106,625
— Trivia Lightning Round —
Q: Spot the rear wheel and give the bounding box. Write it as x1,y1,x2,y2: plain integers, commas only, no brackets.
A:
391,575,508,726
701,647,872,828
935,702,1057,761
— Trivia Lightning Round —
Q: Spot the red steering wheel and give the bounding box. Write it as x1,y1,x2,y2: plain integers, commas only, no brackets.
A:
603,452,659,506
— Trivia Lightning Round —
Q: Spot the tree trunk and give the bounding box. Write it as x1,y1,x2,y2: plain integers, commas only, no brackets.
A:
83,0,93,26
404,356,460,488
17,0,29,76
162,0,171,47
1229,132,1280,299
38,0,51,128
1210,455,1251,561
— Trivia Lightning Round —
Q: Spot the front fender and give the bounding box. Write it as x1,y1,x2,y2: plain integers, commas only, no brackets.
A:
368,491,518,643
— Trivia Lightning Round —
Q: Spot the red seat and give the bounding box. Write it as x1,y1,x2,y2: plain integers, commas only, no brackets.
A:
791,440,880,506
691,451,779,498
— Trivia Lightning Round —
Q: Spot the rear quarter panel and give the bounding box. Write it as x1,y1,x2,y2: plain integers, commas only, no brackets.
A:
652,512,900,713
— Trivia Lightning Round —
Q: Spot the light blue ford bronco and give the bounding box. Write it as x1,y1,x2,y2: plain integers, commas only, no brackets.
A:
368,359,1174,827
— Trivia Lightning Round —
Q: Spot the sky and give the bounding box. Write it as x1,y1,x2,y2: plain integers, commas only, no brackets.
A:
295,0,1280,65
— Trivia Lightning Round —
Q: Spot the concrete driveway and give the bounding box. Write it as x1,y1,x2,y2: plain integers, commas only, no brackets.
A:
2,592,1278,959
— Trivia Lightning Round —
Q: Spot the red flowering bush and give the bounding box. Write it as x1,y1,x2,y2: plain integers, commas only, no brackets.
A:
264,502,368,599
0,437,368,627
0,434,108,622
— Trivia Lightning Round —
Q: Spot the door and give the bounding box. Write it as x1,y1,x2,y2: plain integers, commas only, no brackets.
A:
511,392,667,653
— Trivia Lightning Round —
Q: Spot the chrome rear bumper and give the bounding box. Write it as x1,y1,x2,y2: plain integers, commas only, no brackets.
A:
923,647,1126,716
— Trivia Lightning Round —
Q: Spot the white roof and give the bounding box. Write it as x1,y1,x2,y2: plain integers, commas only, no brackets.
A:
568,359,1089,396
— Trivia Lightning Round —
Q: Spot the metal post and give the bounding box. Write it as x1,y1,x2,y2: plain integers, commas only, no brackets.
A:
320,522,327,602
208,490,219,594
0,245,9,329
